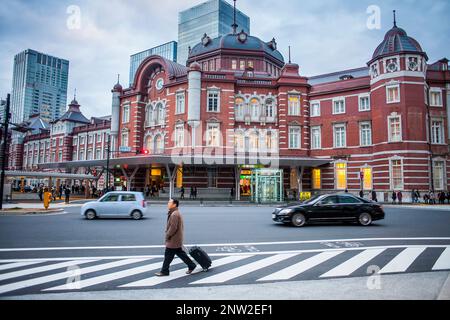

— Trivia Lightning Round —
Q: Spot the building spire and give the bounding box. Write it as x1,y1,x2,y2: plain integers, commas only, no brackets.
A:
74,88,77,100
393,10,397,27
231,0,238,34
288,46,291,64
117,74,120,84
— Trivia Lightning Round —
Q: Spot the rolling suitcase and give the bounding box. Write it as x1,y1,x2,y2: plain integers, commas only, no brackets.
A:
189,246,212,271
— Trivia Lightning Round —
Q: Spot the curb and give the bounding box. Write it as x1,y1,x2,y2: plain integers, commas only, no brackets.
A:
0,209,65,216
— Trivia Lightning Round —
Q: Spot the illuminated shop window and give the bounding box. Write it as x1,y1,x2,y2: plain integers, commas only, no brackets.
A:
335,163,347,190
312,169,321,190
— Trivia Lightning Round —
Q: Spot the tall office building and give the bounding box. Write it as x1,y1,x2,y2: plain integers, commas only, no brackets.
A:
10,49,69,124
129,41,177,87
0,99,6,123
177,0,250,66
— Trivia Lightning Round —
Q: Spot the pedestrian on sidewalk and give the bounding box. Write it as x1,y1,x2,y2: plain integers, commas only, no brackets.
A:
397,191,403,204
429,191,435,205
155,199,197,277
65,186,71,204
359,190,364,198
371,190,378,202
446,191,450,204
439,191,446,205
193,187,198,200
38,187,43,202
180,186,185,199
411,189,417,203
391,191,397,204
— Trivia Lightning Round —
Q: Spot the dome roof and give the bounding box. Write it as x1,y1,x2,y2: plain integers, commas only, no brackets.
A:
371,25,425,61
189,32,285,64
113,83,123,92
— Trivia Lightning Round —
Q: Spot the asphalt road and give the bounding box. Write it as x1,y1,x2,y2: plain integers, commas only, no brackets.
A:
0,205,449,298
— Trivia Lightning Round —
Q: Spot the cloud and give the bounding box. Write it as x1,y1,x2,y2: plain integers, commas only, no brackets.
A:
0,0,449,119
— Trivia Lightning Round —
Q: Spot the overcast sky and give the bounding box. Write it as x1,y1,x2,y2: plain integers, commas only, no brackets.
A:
0,0,449,118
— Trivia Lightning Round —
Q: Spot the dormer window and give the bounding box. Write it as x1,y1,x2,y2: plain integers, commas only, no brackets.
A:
339,75,354,80
370,63,379,79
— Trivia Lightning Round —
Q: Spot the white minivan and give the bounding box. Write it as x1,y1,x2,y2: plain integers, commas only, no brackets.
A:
81,192,147,220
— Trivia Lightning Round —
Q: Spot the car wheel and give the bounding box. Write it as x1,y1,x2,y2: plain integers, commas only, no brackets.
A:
358,213,372,226
131,210,143,220
291,213,306,227
85,210,96,220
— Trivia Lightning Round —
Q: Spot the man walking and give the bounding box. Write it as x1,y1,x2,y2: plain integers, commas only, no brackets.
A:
155,199,196,277
64,186,71,204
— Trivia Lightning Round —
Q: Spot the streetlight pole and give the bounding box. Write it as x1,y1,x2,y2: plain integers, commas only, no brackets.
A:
106,135,111,193
0,94,11,210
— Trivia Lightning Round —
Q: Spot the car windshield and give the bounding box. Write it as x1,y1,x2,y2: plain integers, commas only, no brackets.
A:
302,195,323,205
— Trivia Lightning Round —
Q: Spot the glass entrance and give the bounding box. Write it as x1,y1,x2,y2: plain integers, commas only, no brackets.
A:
251,169,283,203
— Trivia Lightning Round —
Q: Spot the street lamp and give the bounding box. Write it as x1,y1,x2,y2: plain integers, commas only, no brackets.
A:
0,94,11,210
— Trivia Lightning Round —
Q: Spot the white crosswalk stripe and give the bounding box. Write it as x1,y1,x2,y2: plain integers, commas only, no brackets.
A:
379,247,427,274
0,261,44,272
192,254,299,285
257,251,344,282
0,259,147,295
122,255,251,288
320,248,386,278
433,247,450,271
44,259,182,291
1,245,450,296
0,260,94,282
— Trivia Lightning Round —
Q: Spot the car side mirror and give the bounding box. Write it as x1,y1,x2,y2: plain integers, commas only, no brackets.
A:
314,202,322,207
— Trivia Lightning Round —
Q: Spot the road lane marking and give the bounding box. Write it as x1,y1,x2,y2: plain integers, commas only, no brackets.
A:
123,255,252,288
44,259,181,291
0,259,147,295
257,251,344,282
0,261,44,272
433,247,450,271
320,248,386,278
1,238,450,252
191,254,298,285
379,247,427,274
0,260,93,281
1,245,449,264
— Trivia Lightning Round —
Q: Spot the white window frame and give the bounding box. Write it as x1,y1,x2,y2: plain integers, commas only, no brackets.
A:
265,99,275,118
359,122,372,147
431,119,445,145
390,158,404,191
175,123,185,147
207,90,220,113
333,123,347,148
59,137,64,146
176,92,185,115
386,84,400,104
388,114,402,142
235,97,245,120
310,101,321,117
429,88,443,107
335,162,348,191
121,130,129,147
332,97,346,115
288,95,301,116
288,126,301,149
358,94,371,112
433,160,446,191
206,123,220,147
311,126,321,150
250,98,260,119
122,105,130,124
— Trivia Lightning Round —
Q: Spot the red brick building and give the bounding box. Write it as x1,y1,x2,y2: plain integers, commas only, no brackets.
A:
8,20,450,202
104,22,449,202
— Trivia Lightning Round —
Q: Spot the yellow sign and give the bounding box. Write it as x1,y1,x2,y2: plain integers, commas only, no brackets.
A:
151,169,162,176
300,192,312,201
241,170,252,175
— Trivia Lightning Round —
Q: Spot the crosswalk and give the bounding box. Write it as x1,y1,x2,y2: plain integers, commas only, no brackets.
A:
0,245,449,296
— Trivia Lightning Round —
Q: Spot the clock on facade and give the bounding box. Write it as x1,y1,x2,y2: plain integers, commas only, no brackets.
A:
156,78,164,91
238,31,248,43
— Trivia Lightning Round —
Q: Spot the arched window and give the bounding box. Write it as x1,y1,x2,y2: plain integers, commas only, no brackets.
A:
265,99,275,118
234,131,245,152
156,103,165,125
249,131,259,152
250,98,260,118
145,136,152,153
154,135,164,154
235,97,245,119
146,105,154,126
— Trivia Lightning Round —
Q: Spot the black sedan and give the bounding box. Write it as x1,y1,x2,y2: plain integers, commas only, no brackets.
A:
273,193,385,227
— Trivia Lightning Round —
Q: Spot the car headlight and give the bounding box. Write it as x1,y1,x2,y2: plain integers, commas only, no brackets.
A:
279,209,293,215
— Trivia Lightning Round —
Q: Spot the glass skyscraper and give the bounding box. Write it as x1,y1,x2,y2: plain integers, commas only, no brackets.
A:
178,0,250,66
129,41,178,87
10,49,69,124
